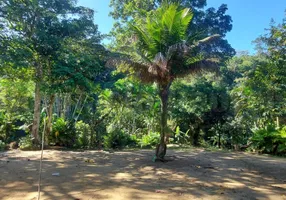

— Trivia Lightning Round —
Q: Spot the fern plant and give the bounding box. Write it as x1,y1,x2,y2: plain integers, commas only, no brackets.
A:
251,125,286,154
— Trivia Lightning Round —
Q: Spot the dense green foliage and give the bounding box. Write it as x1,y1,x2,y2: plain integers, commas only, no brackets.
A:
250,125,286,155
108,2,233,159
0,0,285,157
0,140,5,151
19,135,37,150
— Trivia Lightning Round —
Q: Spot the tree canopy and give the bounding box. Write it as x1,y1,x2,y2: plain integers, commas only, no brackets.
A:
0,0,285,158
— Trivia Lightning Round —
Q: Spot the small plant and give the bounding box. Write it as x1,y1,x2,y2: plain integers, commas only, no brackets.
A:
50,118,77,147
209,133,227,148
174,126,190,144
53,117,67,135
0,140,6,151
251,125,286,155
19,135,36,150
104,128,136,149
75,121,91,148
139,132,160,148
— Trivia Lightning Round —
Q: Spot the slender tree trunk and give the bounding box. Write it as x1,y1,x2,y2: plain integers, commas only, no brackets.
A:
56,96,61,117
31,81,41,144
218,131,221,148
46,94,55,145
62,94,67,119
155,83,170,160
32,59,44,144
65,95,71,119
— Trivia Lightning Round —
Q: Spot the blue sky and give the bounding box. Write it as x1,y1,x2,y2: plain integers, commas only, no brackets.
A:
78,0,285,54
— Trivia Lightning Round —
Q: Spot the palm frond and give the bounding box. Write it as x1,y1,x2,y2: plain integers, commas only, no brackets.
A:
191,34,221,48
179,59,219,78
153,52,168,71
117,45,153,65
130,23,157,57
166,34,221,61
166,41,189,60
175,8,193,37
115,2,222,84
106,54,158,83
130,3,194,59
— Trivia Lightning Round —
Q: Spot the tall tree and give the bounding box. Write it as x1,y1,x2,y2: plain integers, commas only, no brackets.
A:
233,15,286,127
0,0,102,143
109,3,226,160
109,0,235,59
43,36,106,141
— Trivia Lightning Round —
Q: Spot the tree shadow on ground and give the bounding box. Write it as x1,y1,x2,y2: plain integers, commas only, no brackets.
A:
0,149,286,200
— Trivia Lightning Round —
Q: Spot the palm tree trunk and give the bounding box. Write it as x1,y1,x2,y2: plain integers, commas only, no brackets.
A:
155,83,170,160
31,81,41,144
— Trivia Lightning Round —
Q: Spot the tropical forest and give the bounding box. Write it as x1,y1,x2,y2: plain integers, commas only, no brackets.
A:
0,0,285,199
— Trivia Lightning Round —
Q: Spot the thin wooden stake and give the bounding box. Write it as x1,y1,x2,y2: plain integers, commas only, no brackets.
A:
37,113,46,200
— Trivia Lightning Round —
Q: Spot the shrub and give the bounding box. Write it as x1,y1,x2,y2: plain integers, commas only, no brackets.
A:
139,132,160,148
19,135,37,150
173,126,190,144
0,140,6,151
209,133,227,148
103,128,136,149
49,117,67,144
53,117,67,134
50,118,77,147
251,125,286,155
75,121,91,148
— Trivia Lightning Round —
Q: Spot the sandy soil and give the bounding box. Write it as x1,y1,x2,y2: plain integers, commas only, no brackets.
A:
0,148,286,200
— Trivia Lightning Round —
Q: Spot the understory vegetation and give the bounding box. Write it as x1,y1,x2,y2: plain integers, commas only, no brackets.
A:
0,0,285,157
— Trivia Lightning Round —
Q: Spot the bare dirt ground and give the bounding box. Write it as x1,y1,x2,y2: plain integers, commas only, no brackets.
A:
0,148,286,200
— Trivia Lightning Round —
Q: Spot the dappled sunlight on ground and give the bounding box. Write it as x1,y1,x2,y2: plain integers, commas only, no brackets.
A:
0,149,286,200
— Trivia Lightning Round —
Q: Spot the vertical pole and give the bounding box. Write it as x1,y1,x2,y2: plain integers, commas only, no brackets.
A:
37,113,46,200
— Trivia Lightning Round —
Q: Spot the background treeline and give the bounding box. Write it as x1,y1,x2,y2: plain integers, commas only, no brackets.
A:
0,0,285,155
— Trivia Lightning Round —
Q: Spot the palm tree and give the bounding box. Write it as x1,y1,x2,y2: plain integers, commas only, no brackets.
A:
108,3,221,160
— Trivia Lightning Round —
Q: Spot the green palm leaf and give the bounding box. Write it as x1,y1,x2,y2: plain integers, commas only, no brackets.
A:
109,2,221,83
